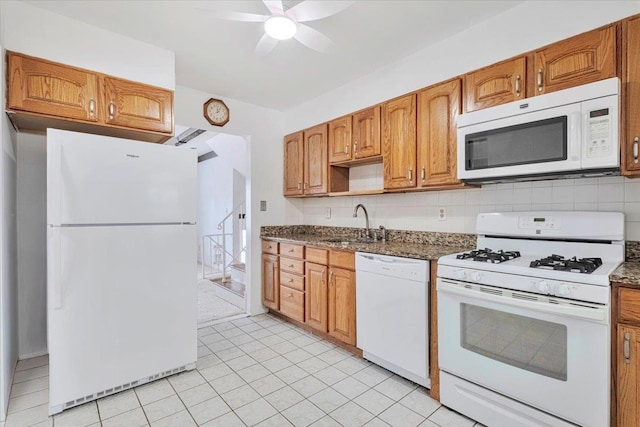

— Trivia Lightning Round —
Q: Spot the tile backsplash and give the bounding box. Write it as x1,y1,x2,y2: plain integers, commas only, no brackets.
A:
300,175,640,240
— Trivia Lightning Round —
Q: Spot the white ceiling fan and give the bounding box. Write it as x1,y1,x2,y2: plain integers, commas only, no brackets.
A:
205,0,354,56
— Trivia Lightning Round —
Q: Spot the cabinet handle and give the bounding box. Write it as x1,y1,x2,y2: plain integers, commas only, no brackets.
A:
288,278,294,283
514,75,521,97
537,69,543,92
407,168,413,182
109,101,115,120
354,141,358,153
624,332,631,364
89,98,95,117
288,264,294,268
298,182,302,190
421,167,426,181
288,249,294,253
329,270,334,285
344,144,348,154
304,182,308,189
634,137,639,164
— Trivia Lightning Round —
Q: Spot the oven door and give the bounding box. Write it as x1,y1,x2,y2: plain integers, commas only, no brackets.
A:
437,278,609,427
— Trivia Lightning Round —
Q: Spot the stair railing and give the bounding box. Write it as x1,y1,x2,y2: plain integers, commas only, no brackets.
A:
216,201,246,283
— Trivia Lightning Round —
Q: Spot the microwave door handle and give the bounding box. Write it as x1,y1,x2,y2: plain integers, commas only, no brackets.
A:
570,112,581,162
437,279,608,323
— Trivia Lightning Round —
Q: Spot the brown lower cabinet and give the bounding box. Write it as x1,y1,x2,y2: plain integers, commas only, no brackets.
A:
261,240,357,348
614,284,640,426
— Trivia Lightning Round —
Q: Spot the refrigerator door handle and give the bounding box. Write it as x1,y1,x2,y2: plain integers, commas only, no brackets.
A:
48,141,63,226
51,227,63,309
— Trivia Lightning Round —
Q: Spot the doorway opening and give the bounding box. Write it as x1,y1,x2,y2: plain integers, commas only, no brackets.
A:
170,126,249,326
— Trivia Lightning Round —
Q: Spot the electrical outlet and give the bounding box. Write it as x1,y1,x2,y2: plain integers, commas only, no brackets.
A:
438,207,447,221
325,208,331,219
260,200,267,211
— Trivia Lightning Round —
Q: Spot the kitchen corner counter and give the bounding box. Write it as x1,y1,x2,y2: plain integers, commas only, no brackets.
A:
261,226,475,261
611,262,640,286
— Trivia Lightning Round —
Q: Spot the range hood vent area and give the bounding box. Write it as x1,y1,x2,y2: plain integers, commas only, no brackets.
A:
175,128,205,146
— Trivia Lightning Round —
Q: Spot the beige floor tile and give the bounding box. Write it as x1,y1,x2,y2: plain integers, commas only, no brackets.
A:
150,409,196,427
399,390,440,418
143,395,185,422
365,418,392,426
187,396,231,425
353,365,393,388
220,384,260,409
102,407,148,427
7,389,48,414
226,355,258,372
282,349,313,364
9,377,49,399
311,415,342,427
199,362,233,381
15,356,48,372
427,406,475,427
374,377,416,401
330,401,374,427
209,372,247,394
98,390,140,420
201,411,246,426
166,370,205,392
313,366,348,386
308,388,348,414
53,402,100,427
4,403,50,427
255,413,294,427
332,376,369,400
275,365,308,384
261,355,293,373
290,376,327,398
264,386,305,412
379,402,425,427
134,379,175,406
234,397,278,426
249,374,287,396
237,363,271,383
281,399,325,427
297,357,329,375
178,383,218,408
12,366,48,384
353,389,394,416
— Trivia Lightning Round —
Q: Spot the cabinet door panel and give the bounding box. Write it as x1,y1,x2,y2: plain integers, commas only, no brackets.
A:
328,267,356,346
418,79,461,187
534,25,616,95
304,124,328,195
328,116,352,163
383,94,417,189
283,132,304,195
623,16,640,175
618,324,640,427
464,57,526,112
305,263,328,332
7,53,99,122
353,106,381,159
103,77,173,133
262,254,279,310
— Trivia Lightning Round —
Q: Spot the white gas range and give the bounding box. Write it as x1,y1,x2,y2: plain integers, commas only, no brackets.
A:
437,211,624,427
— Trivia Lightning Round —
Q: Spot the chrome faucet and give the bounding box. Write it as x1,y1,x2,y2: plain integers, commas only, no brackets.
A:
353,203,371,239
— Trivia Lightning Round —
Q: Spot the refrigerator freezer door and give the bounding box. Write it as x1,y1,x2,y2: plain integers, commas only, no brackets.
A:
47,224,197,413
47,129,197,226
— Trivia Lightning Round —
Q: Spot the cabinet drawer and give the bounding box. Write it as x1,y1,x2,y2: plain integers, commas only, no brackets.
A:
330,250,355,270
280,271,304,292
280,286,304,322
280,243,304,259
280,257,305,275
620,287,640,323
262,240,279,255
306,247,328,265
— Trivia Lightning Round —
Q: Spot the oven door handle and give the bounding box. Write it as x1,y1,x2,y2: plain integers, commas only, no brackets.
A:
437,279,608,323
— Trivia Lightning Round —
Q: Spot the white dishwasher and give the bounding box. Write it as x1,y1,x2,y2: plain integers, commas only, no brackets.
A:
356,252,430,388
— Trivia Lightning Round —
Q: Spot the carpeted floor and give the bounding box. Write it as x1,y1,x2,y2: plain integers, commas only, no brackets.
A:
197,278,245,325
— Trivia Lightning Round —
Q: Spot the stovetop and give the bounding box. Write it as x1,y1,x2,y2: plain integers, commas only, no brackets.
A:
456,248,521,264
529,255,603,274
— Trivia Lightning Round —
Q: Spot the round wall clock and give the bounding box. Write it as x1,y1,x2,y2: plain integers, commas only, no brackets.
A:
203,98,230,127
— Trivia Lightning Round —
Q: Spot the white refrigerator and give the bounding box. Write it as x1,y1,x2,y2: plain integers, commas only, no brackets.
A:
47,129,198,415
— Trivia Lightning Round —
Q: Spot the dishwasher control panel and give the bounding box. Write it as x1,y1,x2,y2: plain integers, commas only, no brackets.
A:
355,253,429,283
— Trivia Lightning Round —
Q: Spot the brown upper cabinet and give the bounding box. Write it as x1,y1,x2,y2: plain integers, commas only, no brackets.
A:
534,25,616,95
383,94,417,190
328,115,352,163
417,79,461,187
623,15,640,176
102,77,173,133
303,124,329,195
464,56,526,112
6,51,174,143
283,131,305,196
328,106,382,165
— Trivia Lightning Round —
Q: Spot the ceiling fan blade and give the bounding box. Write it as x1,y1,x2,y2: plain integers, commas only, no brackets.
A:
255,33,279,56
286,0,354,22
196,8,269,22
294,23,334,53
262,0,284,15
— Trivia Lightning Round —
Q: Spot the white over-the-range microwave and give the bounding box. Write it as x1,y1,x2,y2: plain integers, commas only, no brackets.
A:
457,77,620,183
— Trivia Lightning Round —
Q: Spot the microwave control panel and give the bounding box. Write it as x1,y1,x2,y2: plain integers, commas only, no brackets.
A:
586,107,612,159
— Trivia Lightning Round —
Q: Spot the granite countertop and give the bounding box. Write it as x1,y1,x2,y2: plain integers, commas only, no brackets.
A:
610,262,640,286
262,232,474,261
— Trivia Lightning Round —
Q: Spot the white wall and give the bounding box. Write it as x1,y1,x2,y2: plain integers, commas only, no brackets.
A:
0,2,20,418
197,133,246,263
2,1,178,357
284,1,640,238
175,85,288,316
16,135,47,358
2,1,175,89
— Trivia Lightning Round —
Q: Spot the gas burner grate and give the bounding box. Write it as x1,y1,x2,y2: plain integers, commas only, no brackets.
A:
529,255,603,274
456,248,521,264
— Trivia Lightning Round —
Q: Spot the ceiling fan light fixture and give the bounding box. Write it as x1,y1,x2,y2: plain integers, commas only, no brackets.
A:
264,15,297,40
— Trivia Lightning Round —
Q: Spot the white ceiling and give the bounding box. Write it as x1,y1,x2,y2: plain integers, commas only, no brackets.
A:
24,0,523,111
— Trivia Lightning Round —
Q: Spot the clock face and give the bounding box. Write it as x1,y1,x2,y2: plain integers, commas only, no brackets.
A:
204,99,229,126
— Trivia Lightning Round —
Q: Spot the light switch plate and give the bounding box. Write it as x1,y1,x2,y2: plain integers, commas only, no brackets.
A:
260,200,267,211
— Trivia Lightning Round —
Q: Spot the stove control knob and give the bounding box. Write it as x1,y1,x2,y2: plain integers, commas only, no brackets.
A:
471,272,482,282
557,284,570,296
455,269,466,280
536,281,550,293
